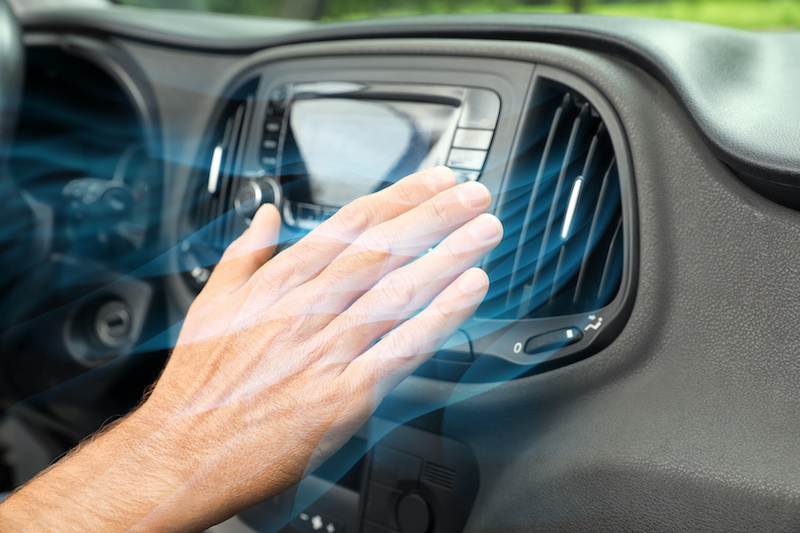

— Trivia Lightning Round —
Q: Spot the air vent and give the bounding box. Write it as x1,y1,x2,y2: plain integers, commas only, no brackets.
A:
480,79,624,322
192,78,260,250
180,78,259,288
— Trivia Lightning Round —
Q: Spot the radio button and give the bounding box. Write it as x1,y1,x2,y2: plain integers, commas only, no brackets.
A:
459,88,500,130
453,128,493,150
264,120,282,133
452,169,480,184
447,149,487,171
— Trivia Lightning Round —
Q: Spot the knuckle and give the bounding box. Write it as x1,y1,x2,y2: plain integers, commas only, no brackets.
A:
379,270,418,312
427,198,454,229
251,268,284,302
388,323,421,357
266,249,322,289
274,303,315,339
335,200,371,237
429,296,458,323
391,179,418,207
351,230,394,266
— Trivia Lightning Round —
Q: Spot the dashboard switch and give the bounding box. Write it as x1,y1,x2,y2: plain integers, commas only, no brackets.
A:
364,482,401,529
459,88,500,130
447,148,488,171
524,328,583,355
452,169,480,184
453,128,494,150
264,119,282,133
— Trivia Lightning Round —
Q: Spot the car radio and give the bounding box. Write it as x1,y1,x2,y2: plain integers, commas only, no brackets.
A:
252,81,500,232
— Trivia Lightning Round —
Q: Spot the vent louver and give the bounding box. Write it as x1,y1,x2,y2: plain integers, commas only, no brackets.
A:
480,79,624,321
192,78,260,250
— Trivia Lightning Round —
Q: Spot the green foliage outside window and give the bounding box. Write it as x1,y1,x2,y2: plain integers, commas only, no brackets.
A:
117,0,800,30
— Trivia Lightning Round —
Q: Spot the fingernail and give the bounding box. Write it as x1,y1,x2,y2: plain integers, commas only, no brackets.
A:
457,181,491,208
468,214,502,242
426,166,456,191
458,268,489,294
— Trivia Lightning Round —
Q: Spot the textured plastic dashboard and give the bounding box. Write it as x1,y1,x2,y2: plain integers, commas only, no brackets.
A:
12,8,800,532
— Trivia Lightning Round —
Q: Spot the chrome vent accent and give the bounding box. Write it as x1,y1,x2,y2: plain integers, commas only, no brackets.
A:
481,80,623,320
192,78,259,249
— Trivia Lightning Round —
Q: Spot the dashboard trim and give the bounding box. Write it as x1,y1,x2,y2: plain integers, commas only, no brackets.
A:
22,9,800,209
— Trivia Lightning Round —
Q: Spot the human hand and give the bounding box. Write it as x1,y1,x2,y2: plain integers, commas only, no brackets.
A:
0,167,502,532
141,166,502,527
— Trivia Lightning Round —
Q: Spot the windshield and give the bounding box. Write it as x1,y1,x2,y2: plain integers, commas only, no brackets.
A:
114,0,798,30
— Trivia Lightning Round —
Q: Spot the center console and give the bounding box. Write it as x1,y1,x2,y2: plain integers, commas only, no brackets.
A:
236,425,479,533
178,43,637,533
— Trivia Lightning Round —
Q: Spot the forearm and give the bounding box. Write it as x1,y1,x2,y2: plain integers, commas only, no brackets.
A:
0,405,202,532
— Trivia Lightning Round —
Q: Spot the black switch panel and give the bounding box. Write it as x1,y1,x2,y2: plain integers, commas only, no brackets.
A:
361,425,479,533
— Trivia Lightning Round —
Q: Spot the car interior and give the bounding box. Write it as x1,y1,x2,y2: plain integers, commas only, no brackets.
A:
1,1,800,531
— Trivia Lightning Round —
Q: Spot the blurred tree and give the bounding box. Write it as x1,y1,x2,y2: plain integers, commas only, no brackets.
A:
281,0,327,19
566,0,584,12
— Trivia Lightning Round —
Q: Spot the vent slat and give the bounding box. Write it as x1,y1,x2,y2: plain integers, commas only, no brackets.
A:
597,215,623,302
573,157,616,306
197,117,234,235
225,95,256,244
529,104,590,314
581,124,605,178
190,78,260,277
504,94,571,314
215,103,246,246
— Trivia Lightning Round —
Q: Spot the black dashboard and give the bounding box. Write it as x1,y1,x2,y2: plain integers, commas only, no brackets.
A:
2,5,800,533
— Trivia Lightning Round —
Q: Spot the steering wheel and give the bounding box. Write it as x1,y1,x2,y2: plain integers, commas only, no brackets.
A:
0,0,33,283
0,0,22,157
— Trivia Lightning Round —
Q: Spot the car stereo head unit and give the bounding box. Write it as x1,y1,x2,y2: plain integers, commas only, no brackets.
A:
258,81,500,231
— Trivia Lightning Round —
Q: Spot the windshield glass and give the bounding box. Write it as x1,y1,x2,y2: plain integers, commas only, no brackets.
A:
115,0,798,29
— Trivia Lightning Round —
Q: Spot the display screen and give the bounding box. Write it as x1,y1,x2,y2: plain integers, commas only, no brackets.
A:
279,97,460,213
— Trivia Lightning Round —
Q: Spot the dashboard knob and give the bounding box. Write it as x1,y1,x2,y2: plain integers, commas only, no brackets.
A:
396,492,431,533
93,300,133,351
234,176,281,218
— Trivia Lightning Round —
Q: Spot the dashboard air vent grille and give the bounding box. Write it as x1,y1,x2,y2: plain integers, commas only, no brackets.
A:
192,78,259,249
480,80,624,320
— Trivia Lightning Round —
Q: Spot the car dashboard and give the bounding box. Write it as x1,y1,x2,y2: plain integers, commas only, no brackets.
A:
2,5,800,532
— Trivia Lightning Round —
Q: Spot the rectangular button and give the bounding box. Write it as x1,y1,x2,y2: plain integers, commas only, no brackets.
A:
459,88,500,130
453,128,494,150
371,445,422,485
265,120,282,133
452,169,480,184
447,149,488,171
364,482,401,529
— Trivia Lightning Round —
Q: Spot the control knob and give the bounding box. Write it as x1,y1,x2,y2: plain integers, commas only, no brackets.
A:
234,175,281,219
